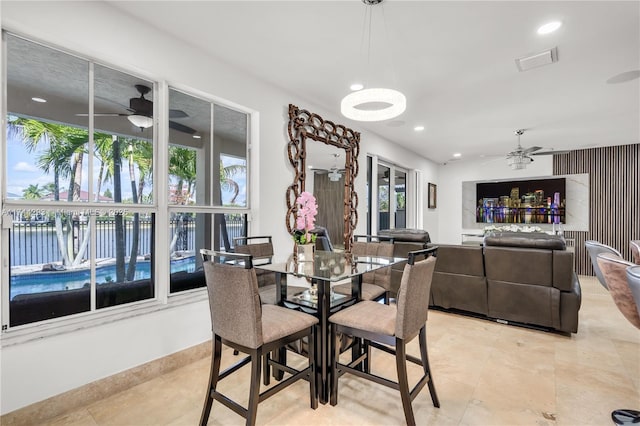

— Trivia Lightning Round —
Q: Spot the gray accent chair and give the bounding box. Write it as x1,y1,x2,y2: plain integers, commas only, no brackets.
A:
333,236,394,303
596,255,640,425
630,240,640,265
329,248,440,426
377,228,431,296
585,240,623,289
199,249,318,426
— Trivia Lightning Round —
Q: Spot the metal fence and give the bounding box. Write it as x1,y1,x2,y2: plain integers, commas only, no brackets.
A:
9,214,245,266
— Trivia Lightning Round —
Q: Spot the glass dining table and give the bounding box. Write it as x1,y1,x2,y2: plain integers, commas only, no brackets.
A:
256,250,405,404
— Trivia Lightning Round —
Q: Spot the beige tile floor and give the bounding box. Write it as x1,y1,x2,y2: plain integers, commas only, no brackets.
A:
42,276,639,425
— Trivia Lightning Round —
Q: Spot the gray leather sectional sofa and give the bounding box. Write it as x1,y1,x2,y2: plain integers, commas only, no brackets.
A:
375,229,581,333
430,232,581,333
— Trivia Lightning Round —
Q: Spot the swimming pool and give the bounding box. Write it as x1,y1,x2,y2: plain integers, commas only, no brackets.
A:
10,257,196,300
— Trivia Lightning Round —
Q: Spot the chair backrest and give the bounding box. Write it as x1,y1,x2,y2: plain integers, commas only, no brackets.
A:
201,249,264,348
352,239,394,290
626,265,640,321
630,240,640,265
395,249,437,340
233,236,274,266
585,240,622,289
596,253,640,329
311,226,334,251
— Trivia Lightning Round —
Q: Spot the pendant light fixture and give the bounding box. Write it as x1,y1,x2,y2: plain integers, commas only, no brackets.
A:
341,0,406,122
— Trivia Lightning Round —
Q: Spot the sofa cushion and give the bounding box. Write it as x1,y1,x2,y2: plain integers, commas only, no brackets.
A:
484,232,566,250
378,228,431,243
484,246,553,287
434,245,485,276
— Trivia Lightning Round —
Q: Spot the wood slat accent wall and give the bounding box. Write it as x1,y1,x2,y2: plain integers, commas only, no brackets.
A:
314,173,345,247
553,143,640,275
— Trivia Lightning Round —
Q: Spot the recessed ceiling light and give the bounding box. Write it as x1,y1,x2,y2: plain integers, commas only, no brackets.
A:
31,97,47,103
350,83,364,91
453,153,462,158
414,125,425,131
192,135,201,139
537,21,562,35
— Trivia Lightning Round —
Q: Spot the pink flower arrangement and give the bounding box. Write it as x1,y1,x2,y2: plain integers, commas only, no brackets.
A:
294,191,318,244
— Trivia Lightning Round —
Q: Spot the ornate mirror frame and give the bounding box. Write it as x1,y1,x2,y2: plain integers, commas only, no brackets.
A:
286,104,360,252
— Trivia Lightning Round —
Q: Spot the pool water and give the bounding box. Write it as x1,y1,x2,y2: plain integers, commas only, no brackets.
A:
10,257,196,300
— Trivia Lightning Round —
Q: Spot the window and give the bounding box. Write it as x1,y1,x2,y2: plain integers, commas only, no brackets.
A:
3,34,157,327
167,89,249,293
367,156,410,232
2,33,253,328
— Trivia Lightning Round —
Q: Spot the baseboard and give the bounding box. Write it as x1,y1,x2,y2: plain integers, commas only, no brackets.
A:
0,340,211,426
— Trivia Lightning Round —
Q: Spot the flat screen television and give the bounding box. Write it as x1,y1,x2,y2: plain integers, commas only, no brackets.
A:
476,177,566,224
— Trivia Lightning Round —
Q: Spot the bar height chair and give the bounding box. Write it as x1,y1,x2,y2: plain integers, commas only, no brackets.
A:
199,249,318,426
333,235,394,303
329,247,440,426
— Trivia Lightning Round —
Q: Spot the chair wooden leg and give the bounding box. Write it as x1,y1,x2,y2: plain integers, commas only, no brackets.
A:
308,327,318,409
419,326,440,407
263,352,270,386
330,324,339,406
200,335,222,426
247,350,262,426
396,339,416,426
363,338,371,373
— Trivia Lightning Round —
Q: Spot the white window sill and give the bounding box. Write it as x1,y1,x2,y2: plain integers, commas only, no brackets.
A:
0,288,208,348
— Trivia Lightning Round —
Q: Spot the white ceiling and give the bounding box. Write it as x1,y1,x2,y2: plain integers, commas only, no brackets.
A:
107,0,640,165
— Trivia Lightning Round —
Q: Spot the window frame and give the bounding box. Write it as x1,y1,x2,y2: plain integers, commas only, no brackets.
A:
0,32,253,342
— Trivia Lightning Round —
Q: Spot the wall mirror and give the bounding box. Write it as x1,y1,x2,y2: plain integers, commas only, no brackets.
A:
286,104,360,252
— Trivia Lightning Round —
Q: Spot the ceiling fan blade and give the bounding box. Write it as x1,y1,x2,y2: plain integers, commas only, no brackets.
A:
169,109,188,119
75,112,128,117
522,146,542,154
169,120,196,134
96,95,135,113
532,149,572,156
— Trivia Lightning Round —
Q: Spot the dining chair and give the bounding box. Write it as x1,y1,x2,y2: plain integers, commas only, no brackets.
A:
596,254,640,425
585,240,623,289
630,240,640,265
329,247,440,426
333,235,394,303
199,249,318,426
234,235,306,305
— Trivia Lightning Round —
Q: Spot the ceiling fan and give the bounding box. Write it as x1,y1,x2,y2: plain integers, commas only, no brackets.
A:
77,84,196,134
506,129,570,169
310,153,345,181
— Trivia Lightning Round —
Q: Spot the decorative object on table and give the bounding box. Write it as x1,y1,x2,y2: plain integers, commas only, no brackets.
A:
285,104,360,253
483,224,543,234
428,182,437,209
293,191,318,261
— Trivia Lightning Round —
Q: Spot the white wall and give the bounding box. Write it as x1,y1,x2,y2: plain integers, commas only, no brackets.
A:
0,1,438,414
436,156,553,244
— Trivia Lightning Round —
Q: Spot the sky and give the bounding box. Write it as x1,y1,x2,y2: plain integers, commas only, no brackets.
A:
6,131,246,206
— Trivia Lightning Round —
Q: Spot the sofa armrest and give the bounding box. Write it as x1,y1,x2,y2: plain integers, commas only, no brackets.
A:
553,250,575,291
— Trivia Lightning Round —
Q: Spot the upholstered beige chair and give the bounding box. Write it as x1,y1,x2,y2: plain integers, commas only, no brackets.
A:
199,249,318,426
585,240,623,289
333,237,394,303
630,240,640,265
234,236,306,305
329,248,440,426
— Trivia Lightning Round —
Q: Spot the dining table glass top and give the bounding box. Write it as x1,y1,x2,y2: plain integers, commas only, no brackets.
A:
256,250,405,282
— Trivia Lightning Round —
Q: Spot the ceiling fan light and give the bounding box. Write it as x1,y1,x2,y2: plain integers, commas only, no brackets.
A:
127,114,153,129
328,170,342,182
341,88,406,122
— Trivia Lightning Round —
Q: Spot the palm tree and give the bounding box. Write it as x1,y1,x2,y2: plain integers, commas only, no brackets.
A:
22,184,45,200
220,161,246,205
169,146,196,204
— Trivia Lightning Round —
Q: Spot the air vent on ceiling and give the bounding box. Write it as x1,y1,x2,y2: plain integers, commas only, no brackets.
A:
516,47,558,72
